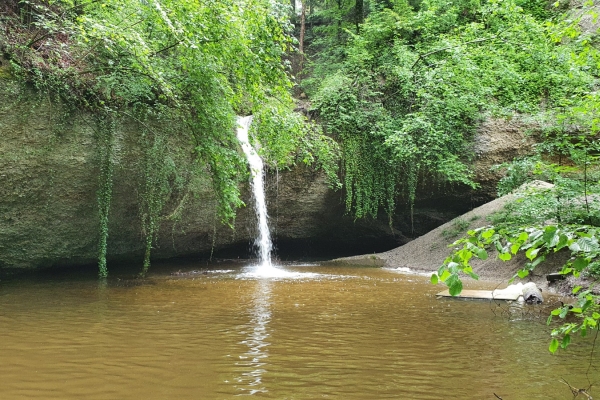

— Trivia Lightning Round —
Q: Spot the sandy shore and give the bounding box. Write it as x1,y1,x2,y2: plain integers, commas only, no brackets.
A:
331,182,588,296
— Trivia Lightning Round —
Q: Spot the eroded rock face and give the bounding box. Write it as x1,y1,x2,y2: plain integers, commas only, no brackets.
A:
0,80,399,269
0,75,537,270
472,117,538,201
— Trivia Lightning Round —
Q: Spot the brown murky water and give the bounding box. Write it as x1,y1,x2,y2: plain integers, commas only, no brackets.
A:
0,262,597,399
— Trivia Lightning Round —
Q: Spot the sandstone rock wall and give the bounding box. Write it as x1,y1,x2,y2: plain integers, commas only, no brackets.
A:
0,77,398,269
0,70,537,270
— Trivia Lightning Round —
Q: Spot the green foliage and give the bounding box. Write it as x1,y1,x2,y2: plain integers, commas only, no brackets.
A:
1,0,338,275
432,31,600,345
494,157,540,196
95,112,116,278
436,116,600,351
490,177,600,228
548,285,599,353
138,120,181,273
433,221,600,352
312,72,402,218
307,0,593,219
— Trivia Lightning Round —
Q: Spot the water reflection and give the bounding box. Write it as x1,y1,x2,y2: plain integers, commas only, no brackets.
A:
235,279,272,395
1,265,596,399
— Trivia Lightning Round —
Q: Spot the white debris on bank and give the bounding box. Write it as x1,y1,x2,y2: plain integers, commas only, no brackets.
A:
494,282,544,304
437,282,544,303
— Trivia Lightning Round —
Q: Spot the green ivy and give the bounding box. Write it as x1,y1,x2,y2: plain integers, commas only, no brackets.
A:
96,112,116,279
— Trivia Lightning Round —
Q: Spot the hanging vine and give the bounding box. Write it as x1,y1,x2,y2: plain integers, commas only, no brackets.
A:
96,112,116,278
139,126,178,274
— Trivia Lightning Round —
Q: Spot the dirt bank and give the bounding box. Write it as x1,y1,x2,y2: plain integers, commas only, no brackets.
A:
332,181,587,295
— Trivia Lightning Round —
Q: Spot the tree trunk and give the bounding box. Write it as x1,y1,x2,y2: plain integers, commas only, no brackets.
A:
299,0,306,76
355,0,363,34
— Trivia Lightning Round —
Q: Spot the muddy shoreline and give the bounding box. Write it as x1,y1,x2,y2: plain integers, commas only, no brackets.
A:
332,184,593,297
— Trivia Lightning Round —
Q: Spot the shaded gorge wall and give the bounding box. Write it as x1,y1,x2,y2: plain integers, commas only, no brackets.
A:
0,77,401,270
0,72,537,270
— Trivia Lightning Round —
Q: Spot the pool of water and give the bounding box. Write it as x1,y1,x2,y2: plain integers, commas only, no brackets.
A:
0,262,597,399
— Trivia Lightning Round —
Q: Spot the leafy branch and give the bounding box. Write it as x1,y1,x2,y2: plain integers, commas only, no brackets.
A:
432,223,600,352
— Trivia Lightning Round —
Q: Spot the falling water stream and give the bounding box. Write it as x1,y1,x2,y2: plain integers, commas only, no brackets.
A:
235,116,273,269
235,116,314,279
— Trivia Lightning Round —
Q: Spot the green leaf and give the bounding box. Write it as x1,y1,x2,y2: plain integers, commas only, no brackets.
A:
510,243,520,254
447,261,460,270
525,247,540,261
464,266,480,279
517,269,529,278
572,286,582,294
457,248,473,264
569,242,581,252
561,334,571,349
448,279,463,296
549,338,559,353
499,252,512,261
466,271,479,279
576,237,598,252
481,229,495,240
559,307,569,318
517,232,529,242
572,257,589,271
556,234,568,251
438,265,447,276
531,255,546,268
430,273,439,284
440,270,451,282
543,226,559,246
474,247,488,260
561,266,573,275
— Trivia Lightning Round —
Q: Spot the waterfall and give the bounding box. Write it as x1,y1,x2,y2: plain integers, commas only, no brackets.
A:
236,116,273,268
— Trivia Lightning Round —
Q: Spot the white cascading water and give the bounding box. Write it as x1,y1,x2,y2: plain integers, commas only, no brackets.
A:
236,116,273,269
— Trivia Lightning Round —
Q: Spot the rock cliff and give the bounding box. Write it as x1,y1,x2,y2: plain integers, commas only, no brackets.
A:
0,72,536,270
0,76,399,269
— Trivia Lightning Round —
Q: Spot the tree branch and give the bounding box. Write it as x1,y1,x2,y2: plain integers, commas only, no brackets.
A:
560,378,593,399
150,39,185,57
